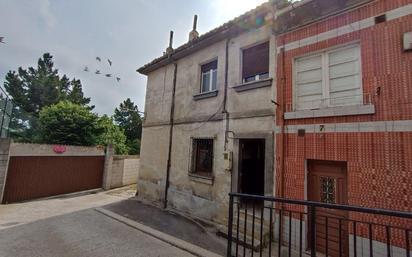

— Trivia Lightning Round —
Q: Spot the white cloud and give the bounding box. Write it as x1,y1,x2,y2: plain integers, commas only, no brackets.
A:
37,0,57,30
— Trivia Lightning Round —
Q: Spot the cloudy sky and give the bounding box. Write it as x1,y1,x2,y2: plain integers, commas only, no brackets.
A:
0,0,266,115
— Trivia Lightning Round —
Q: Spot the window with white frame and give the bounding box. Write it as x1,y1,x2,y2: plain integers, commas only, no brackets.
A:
294,44,362,110
200,60,217,93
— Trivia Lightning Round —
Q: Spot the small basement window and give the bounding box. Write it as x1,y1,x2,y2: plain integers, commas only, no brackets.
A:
200,60,217,93
242,41,269,83
191,138,214,177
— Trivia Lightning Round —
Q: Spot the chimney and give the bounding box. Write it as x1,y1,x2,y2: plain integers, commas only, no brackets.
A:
166,30,174,55
188,15,199,42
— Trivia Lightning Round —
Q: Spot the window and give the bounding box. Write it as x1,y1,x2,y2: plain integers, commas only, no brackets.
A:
242,41,269,83
294,44,362,110
191,139,214,177
320,177,336,204
200,60,217,93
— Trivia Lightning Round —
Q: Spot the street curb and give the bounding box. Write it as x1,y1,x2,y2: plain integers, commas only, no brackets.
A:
21,188,103,203
95,208,223,257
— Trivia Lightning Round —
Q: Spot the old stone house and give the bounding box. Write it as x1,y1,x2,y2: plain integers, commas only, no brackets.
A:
137,2,278,223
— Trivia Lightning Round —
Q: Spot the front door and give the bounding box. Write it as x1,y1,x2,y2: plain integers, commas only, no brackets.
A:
238,139,265,199
307,160,349,257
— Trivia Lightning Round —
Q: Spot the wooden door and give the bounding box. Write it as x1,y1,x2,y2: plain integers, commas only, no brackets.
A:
238,139,265,196
307,160,348,257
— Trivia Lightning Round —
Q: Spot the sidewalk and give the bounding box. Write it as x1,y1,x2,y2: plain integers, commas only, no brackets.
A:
102,199,227,256
0,185,136,230
0,208,196,257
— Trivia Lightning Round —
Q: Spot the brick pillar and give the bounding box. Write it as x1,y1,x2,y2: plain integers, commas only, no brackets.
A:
102,144,114,190
0,139,11,203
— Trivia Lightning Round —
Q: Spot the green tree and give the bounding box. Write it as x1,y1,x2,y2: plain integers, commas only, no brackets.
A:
127,138,141,155
38,101,102,146
97,115,129,155
3,53,93,141
113,98,142,154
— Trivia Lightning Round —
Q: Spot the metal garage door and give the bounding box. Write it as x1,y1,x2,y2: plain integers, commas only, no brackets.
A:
2,156,104,203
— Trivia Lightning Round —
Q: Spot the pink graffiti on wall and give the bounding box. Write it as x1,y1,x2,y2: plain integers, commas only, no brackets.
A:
53,145,66,154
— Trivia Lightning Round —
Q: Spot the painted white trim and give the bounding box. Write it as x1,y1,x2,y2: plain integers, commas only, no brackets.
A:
277,4,412,52
275,120,412,133
285,104,374,119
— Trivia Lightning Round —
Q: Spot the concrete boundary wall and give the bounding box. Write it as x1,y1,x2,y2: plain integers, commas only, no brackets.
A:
0,142,107,204
9,143,105,157
0,139,11,203
0,141,138,203
109,155,140,189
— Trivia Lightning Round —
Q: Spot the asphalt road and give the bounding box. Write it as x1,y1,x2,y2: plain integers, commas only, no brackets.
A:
0,209,195,257
105,199,227,256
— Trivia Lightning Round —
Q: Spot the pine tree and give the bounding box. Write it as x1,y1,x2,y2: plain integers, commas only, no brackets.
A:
3,53,92,141
113,98,142,154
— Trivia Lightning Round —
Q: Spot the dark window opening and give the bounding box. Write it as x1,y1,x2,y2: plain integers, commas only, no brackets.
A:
191,139,214,177
374,14,386,24
200,60,217,93
242,41,269,83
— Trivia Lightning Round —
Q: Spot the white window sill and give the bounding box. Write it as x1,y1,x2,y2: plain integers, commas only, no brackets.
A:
188,173,214,185
232,78,272,92
193,90,218,101
284,104,375,120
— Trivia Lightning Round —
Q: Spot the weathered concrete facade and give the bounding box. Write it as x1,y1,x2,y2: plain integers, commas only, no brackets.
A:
137,4,277,224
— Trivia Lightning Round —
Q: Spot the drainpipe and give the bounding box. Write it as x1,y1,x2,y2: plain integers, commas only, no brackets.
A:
223,37,230,151
164,31,177,209
223,37,234,196
279,39,286,200
164,62,177,209
276,37,287,248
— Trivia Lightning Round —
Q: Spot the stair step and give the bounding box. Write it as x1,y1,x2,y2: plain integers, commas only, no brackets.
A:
234,215,271,228
232,221,270,239
217,227,264,252
237,207,270,220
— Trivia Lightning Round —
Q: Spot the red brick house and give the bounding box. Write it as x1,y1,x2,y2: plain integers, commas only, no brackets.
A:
274,0,412,256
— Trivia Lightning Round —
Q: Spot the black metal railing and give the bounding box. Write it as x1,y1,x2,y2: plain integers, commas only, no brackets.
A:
227,193,412,257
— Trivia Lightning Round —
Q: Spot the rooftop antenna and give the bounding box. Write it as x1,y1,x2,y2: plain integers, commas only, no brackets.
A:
166,30,174,55
188,15,199,42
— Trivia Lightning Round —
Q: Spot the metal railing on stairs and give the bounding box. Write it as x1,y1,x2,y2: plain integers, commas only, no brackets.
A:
227,193,412,257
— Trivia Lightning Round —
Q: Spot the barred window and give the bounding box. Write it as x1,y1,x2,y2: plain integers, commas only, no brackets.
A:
191,139,214,177
320,177,336,204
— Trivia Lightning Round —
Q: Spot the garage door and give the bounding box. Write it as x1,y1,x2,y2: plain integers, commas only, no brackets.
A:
2,156,104,203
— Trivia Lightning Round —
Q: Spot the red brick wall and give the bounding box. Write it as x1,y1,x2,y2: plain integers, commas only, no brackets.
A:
276,0,412,126
275,0,412,245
